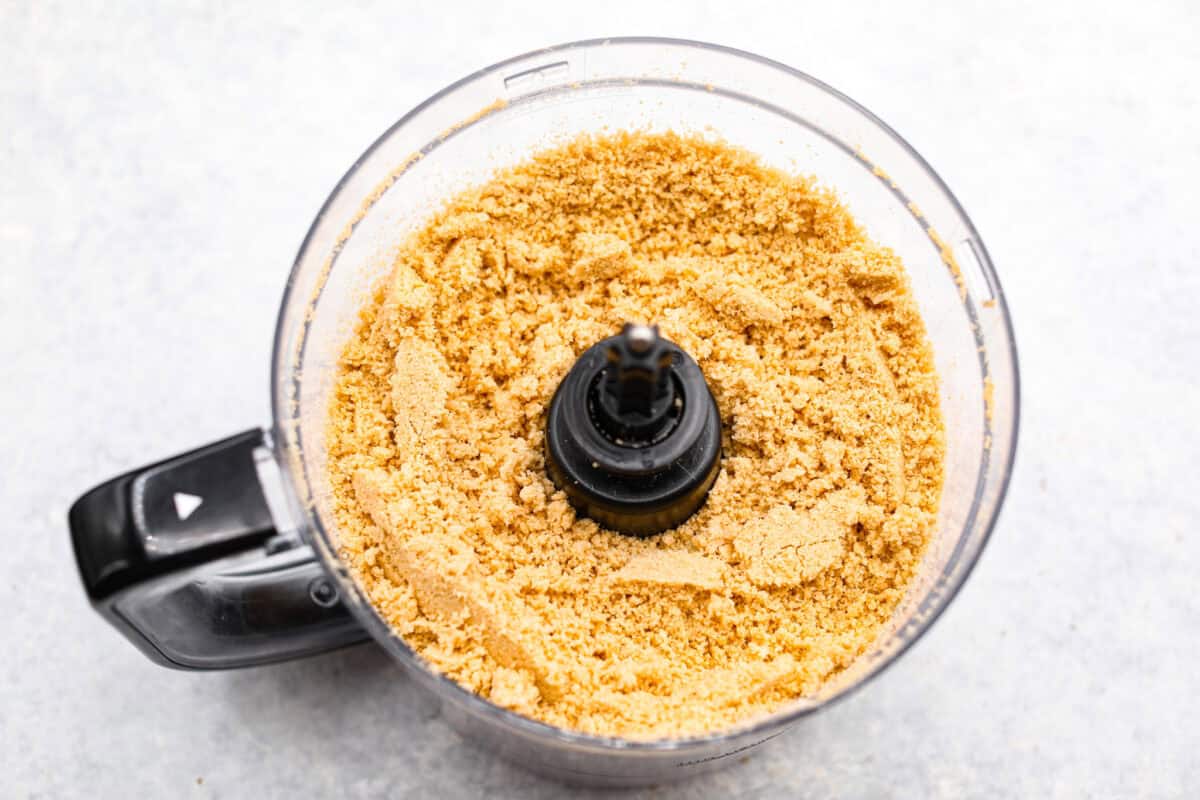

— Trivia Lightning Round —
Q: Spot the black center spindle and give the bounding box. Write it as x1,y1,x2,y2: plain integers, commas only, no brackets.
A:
592,324,680,445
545,322,722,536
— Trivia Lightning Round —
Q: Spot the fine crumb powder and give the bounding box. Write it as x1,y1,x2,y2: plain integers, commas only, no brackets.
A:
326,131,946,739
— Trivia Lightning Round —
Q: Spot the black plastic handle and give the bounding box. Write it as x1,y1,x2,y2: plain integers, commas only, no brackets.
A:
69,429,368,669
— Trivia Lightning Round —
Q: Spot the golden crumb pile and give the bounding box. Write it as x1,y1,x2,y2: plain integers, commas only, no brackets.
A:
325,131,945,739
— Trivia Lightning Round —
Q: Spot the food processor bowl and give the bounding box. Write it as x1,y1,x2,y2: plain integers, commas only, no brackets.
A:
69,38,1018,787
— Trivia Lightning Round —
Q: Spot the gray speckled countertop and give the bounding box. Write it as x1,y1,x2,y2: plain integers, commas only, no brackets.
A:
3,2,1197,797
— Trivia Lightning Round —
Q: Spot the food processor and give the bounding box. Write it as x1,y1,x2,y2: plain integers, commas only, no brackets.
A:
68,38,1019,786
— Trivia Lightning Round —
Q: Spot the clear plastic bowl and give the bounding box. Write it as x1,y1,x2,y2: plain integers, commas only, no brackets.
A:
271,37,1019,786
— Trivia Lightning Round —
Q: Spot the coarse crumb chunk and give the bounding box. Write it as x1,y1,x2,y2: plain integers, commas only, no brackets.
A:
734,502,848,588
325,131,945,740
389,337,452,457
489,666,541,715
612,550,726,592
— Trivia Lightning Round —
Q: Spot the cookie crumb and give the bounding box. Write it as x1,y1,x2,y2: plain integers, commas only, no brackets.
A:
326,131,944,739
734,502,849,588
612,550,726,592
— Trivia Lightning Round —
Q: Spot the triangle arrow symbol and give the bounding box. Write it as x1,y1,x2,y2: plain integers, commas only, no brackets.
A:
173,492,203,520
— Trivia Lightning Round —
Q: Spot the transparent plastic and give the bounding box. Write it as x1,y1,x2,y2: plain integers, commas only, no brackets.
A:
269,38,1019,785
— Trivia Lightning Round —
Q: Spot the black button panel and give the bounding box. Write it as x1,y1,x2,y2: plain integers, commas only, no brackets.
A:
130,431,273,559
70,428,369,669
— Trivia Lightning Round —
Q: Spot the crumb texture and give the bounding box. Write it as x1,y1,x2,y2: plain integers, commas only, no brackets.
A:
326,131,945,739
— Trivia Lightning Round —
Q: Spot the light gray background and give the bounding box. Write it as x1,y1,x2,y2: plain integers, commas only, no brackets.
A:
3,1,1197,797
